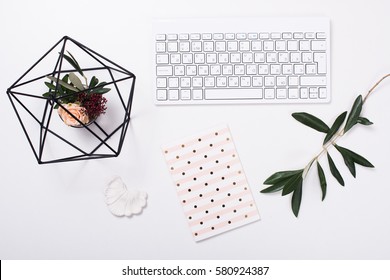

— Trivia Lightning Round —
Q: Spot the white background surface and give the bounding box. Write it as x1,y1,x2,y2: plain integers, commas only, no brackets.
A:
0,0,390,259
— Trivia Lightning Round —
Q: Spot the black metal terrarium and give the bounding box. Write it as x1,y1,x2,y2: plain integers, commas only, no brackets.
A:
6,36,136,164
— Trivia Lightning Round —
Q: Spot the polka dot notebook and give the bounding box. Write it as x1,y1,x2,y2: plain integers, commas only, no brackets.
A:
162,124,260,242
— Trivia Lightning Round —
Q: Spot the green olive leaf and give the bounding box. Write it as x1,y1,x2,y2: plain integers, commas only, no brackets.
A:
292,112,330,133
334,144,374,168
261,177,292,193
323,111,347,145
263,169,303,185
63,51,84,76
93,87,111,94
89,76,99,89
344,95,363,133
317,162,327,201
46,76,78,92
282,173,303,196
357,117,373,126
44,82,56,91
68,72,84,91
334,144,356,177
291,182,303,217
327,152,345,186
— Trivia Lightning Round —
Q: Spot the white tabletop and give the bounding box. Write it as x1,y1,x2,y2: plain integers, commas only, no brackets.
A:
1,0,390,259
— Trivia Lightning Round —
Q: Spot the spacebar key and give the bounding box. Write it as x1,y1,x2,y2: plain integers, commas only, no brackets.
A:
205,88,263,100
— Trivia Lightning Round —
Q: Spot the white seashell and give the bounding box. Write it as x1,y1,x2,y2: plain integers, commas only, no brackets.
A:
105,177,147,217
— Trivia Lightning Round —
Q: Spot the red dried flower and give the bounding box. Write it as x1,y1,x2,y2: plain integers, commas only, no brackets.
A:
77,93,107,119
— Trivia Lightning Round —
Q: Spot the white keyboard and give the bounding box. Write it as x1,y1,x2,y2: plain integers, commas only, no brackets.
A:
153,17,330,105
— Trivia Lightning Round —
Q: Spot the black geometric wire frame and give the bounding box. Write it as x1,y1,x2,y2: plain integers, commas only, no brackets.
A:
6,36,136,164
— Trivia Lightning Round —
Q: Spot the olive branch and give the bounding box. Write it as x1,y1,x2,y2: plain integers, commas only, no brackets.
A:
261,74,390,217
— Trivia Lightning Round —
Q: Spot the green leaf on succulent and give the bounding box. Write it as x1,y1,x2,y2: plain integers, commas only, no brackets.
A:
44,82,56,91
261,177,293,193
63,51,84,76
357,117,373,126
89,76,99,89
327,152,345,186
42,92,51,98
62,74,69,83
334,144,374,168
282,173,303,196
292,112,330,133
263,169,303,185
93,87,111,94
54,103,59,109
68,72,84,91
291,182,303,217
323,111,347,145
46,76,78,92
344,95,363,133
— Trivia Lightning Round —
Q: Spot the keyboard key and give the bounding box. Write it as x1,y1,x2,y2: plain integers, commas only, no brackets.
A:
248,33,258,39
282,32,292,39
282,64,293,74
309,87,318,98
252,76,263,87
265,88,275,99
319,87,327,98
156,89,167,100
204,77,215,87
266,53,277,63
263,41,274,51
242,53,253,63
270,64,281,75
306,64,317,74
229,76,239,87
193,89,203,100
264,76,275,86
213,33,224,40
210,65,221,75
300,87,309,99
179,33,189,40
258,65,269,74
225,33,235,40
294,64,304,74
222,65,233,75
203,41,214,52
215,41,226,51
156,66,173,76
314,52,327,74
259,33,269,39
205,88,263,99
305,32,315,39
179,41,190,52
293,32,304,39
246,64,257,75
251,41,262,51
186,65,197,75
311,40,326,51
202,33,212,40
217,77,227,87
182,53,193,64
181,89,191,100
300,76,326,86
174,65,185,76
275,41,286,51
254,52,265,63
169,89,179,100
288,88,299,99
191,41,202,52
192,77,203,87
316,32,326,39
236,33,246,39
156,54,169,64
218,53,229,63
290,52,301,63
198,65,209,75
206,53,217,63
167,34,178,40
156,34,166,41
167,42,178,52
287,40,298,51
230,53,241,63
276,76,287,86
288,76,299,86
277,88,287,98
227,41,238,51
156,42,166,52
168,77,179,88
302,52,313,63
299,40,310,51
271,32,281,39
234,65,245,75
170,53,181,64
278,52,289,63
156,78,167,88
190,33,201,40
180,77,191,88
240,76,251,87
239,41,250,51
194,53,205,63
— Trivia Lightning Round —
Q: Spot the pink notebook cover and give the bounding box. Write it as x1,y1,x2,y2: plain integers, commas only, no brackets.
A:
162,124,260,242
